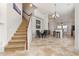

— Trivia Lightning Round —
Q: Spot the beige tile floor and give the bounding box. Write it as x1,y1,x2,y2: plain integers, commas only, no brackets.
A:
1,35,79,56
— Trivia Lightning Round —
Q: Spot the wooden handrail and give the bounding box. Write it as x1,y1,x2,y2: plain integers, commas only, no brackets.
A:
23,10,32,16
23,10,32,50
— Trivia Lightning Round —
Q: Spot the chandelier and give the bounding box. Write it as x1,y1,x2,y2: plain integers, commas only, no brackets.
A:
52,4,60,19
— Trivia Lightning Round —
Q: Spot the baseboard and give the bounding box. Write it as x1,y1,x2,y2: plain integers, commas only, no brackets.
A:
0,47,4,52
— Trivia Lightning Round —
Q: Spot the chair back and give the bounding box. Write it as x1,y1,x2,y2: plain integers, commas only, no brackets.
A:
36,30,40,36
43,30,48,35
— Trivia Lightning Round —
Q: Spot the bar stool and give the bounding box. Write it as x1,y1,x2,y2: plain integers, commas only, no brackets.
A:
56,32,60,38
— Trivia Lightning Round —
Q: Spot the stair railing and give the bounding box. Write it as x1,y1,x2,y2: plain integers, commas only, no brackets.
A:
23,10,32,50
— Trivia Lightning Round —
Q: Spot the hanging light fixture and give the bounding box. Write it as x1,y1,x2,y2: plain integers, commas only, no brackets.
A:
52,4,60,19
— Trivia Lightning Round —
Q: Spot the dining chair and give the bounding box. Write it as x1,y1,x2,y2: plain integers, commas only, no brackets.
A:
42,30,48,38
36,30,41,38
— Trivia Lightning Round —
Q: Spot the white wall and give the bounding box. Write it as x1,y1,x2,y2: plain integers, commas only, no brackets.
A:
34,10,48,30
42,14,48,30
32,9,48,37
49,10,75,35
57,11,75,35
31,16,42,37
48,19,56,35
75,4,79,50
0,4,7,52
6,3,22,47
23,4,48,39
0,3,22,52
27,18,32,49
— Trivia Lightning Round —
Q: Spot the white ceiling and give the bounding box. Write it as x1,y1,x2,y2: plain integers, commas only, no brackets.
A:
33,3,74,15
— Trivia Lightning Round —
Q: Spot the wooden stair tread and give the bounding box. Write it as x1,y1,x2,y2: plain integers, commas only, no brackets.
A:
18,27,27,29
12,37,26,40
11,39,25,42
5,47,25,50
15,32,27,36
16,31,26,32
17,28,27,30
16,31,27,33
5,47,25,52
12,37,26,39
8,42,25,45
6,44,25,48
5,18,28,52
15,33,26,35
13,35,26,38
17,28,26,30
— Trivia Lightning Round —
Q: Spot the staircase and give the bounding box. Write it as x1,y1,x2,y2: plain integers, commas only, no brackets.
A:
5,18,28,53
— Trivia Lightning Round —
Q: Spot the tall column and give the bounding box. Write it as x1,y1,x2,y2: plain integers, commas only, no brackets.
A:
75,4,79,50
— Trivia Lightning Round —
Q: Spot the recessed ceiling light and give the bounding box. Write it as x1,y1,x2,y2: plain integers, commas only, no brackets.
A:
30,3,32,7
